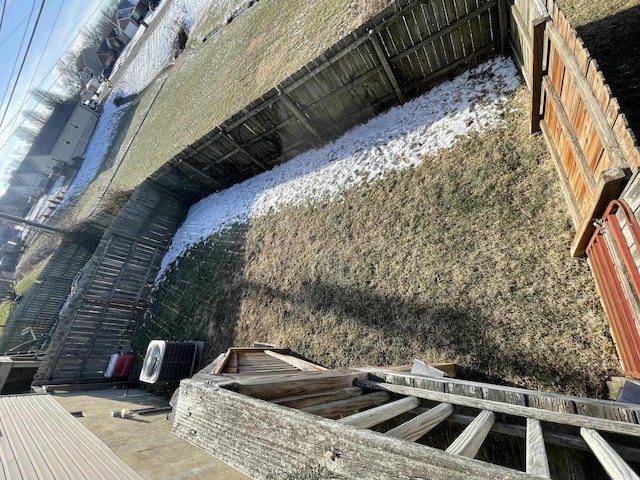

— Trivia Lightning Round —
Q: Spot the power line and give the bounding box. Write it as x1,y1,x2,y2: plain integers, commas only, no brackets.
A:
0,15,29,49
0,1,6,36
0,0,47,133
0,1,104,150
8,1,65,133
0,0,38,118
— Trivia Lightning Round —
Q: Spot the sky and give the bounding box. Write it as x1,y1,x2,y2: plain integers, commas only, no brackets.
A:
0,0,113,194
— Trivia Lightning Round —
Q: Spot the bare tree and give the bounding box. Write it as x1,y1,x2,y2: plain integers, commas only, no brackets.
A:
29,88,67,109
21,109,49,127
56,51,85,97
14,125,40,143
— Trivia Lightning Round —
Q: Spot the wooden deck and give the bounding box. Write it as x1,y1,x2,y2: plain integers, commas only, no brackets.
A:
173,368,640,479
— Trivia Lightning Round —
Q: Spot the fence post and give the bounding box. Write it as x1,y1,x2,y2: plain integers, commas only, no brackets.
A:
369,30,406,104
530,16,547,134
571,168,627,257
497,0,509,55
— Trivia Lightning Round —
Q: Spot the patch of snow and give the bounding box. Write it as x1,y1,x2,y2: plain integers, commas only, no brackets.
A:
158,56,521,280
114,0,246,97
61,0,249,202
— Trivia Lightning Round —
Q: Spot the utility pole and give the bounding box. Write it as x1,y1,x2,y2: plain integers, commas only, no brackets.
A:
0,212,65,234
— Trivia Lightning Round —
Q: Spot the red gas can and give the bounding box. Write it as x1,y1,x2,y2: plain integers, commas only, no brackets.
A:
105,353,135,379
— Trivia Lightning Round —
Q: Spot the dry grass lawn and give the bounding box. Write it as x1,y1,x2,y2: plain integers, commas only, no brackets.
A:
138,87,621,398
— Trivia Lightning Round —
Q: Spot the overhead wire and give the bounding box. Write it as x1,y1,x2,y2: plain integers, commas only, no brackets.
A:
0,0,6,36
6,1,65,136
0,0,104,148
0,15,29,49
0,0,46,129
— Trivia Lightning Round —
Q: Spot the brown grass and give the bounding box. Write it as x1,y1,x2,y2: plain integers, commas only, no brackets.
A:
139,87,620,398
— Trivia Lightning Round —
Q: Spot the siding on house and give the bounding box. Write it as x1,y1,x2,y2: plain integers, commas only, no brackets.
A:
49,105,99,165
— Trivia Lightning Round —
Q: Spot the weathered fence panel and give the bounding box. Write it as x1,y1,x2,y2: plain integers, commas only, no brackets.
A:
34,183,188,384
32,0,506,385
0,243,93,354
149,0,503,201
508,0,640,378
586,199,640,378
510,0,640,257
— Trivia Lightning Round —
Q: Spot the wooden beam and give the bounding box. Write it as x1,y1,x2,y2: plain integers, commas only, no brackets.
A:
272,387,364,409
178,159,223,189
581,428,640,480
430,362,457,378
526,418,551,478
540,119,582,224
221,131,268,171
276,91,321,139
440,411,640,463
546,24,627,170
571,168,627,257
355,379,640,437
411,359,447,378
365,369,640,415
530,17,546,134
542,77,597,192
497,0,509,55
229,370,369,400
445,410,495,458
386,402,454,442
339,396,420,428
175,380,542,479
264,350,327,371
369,31,405,104
301,391,391,419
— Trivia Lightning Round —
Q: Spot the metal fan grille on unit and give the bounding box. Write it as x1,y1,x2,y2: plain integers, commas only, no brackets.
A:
143,345,162,377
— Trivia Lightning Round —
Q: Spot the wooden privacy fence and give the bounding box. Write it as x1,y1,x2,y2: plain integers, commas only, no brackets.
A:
30,0,509,385
147,0,505,200
31,0,640,384
33,183,188,384
0,243,93,354
508,0,640,257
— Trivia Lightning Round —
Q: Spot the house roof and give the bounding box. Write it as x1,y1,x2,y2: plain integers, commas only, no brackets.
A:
0,394,143,479
14,160,39,178
117,0,136,11
26,102,76,158
76,44,101,72
0,190,22,206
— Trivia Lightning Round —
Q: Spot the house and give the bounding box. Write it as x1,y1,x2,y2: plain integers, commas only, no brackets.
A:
48,104,99,167
23,101,76,176
9,162,46,200
24,102,98,178
76,0,150,81
6,101,99,202
76,44,104,83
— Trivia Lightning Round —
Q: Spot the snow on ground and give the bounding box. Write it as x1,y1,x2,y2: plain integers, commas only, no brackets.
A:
158,56,521,280
113,0,245,97
63,0,246,202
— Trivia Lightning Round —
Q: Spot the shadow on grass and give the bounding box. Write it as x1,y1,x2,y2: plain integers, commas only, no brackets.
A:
132,223,249,364
241,276,601,394
577,6,640,135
